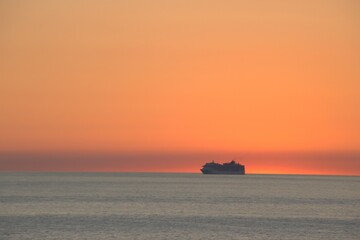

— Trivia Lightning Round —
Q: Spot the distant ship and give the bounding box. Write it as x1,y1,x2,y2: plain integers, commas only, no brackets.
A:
201,160,245,175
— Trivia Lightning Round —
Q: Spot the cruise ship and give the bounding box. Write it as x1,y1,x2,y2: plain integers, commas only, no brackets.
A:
201,160,245,175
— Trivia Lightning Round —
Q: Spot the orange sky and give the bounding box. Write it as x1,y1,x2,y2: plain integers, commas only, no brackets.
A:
0,1,359,175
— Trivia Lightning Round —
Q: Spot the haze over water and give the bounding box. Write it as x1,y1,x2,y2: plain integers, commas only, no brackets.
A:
1,173,359,240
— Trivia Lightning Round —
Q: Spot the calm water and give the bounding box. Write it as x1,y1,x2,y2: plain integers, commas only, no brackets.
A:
0,173,359,240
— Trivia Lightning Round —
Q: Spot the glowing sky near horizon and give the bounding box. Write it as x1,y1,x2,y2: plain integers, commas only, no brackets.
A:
0,1,359,174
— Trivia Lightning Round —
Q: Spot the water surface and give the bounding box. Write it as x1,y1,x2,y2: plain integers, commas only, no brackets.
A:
0,173,359,239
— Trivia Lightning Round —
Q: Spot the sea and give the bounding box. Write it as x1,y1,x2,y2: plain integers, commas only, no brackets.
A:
0,173,359,240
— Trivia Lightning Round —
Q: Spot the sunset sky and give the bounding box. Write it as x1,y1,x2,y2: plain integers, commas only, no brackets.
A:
1,0,359,175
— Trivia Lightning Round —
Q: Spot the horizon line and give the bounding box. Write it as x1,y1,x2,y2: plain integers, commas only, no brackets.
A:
1,171,359,177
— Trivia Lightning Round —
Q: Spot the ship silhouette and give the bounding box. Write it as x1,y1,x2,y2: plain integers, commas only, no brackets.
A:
201,160,245,175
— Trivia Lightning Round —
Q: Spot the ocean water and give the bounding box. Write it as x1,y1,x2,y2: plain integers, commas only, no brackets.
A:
0,173,359,240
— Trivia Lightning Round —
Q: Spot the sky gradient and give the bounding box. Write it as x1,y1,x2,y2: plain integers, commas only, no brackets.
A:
1,1,359,175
